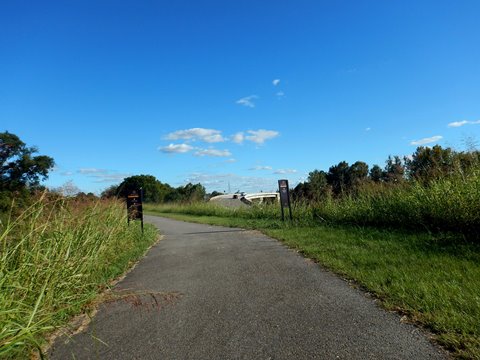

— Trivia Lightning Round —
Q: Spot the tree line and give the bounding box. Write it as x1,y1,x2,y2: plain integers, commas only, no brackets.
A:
292,145,480,202
3,131,479,209
101,175,207,203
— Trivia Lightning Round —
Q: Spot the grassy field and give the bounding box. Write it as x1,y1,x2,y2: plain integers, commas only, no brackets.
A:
0,195,158,359
146,203,480,359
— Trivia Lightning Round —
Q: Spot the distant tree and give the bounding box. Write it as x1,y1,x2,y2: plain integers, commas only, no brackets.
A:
384,156,405,183
369,164,384,182
0,131,54,191
175,183,206,203
454,150,480,175
307,170,330,201
405,145,455,183
291,182,312,202
51,180,81,197
348,161,369,186
327,161,350,195
101,184,120,199
117,175,173,203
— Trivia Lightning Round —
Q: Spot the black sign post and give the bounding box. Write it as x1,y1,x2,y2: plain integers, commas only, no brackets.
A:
278,179,292,221
126,188,144,233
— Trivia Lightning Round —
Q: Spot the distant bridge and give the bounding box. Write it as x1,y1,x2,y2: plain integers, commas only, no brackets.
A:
210,193,279,206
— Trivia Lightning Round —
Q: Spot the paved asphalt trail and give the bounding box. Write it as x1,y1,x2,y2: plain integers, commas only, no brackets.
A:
50,215,447,359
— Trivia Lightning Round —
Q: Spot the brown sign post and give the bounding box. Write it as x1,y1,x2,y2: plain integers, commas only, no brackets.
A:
278,179,292,221
126,188,144,233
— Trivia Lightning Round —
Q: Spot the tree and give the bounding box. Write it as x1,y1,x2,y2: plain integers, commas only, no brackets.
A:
101,184,120,199
326,161,350,195
384,156,405,183
174,183,206,203
116,175,173,203
291,182,312,202
369,164,384,182
405,145,454,183
348,161,369,186
307,170,330,201
0,131,54,191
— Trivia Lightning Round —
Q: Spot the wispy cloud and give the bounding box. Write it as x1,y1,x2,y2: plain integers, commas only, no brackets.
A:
274,169,297,174
276,91,285,98
245,129,280,144
365,127,371,132
78,168,130,183
236,95,258,108
250,165,273,171
92,173,131,183
60,171,74,176
78,168,107,174
165,128,225,143
272,79,280,86
410,135,443,146
159,143,194,154
194,148,232,157
447,120,480,128
232,132,245,144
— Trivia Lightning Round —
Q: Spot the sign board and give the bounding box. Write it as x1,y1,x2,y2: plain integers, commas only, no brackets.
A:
278,179,292,221
126,189,144,232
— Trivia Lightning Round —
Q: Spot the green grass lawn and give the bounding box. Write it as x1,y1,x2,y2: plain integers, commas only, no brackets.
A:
146,205,480,359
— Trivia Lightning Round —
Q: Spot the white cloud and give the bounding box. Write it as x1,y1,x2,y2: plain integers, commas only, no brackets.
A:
365,127,371,132
92,173,130,183
245,129,280,144
448,120,469,128
165,128,225,143
78,168,107,174
274,169,298,174
78,168,130,183
60,171,74,176
232,132,245,144
447,120,480,128
410,135,443,146
225,158,237,163
250,165,273,171
159,143,194,153
276,91,285,98
236,95,258,108
272,79,280,86
194,148,232,157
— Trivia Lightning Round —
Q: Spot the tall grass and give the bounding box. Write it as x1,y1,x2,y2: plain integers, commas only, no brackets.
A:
0,194,157,358
313,170,480,239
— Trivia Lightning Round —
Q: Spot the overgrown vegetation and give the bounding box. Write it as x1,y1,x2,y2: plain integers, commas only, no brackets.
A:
0,195,157,358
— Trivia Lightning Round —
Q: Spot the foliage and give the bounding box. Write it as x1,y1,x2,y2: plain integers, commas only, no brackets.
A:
103,175,206,204
0,132,54,191
0,132,55,212
0,195,157,358
115,175,174,203
169,182,206,203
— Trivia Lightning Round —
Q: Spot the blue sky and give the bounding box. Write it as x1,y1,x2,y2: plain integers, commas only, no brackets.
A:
2,0,479,194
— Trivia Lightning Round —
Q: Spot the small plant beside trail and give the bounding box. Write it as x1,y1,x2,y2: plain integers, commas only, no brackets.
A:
0,194,157,359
